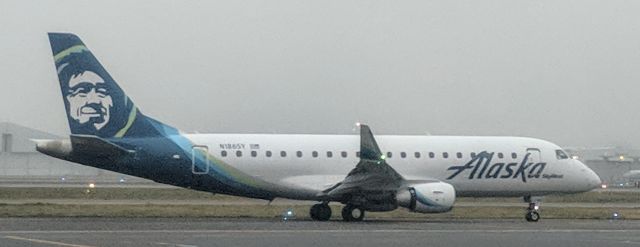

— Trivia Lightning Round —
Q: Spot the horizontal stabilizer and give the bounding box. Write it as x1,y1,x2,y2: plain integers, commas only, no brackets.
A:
70,134,134,157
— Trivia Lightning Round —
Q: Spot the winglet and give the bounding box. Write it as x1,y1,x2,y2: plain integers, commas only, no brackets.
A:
359,124,383,160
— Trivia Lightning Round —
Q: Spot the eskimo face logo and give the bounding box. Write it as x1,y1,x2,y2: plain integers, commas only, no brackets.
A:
65,71,113,130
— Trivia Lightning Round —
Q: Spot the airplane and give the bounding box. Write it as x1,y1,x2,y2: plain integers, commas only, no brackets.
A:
36,33,602,222
623,170,640,179
600,153,640,163
623,170,640,187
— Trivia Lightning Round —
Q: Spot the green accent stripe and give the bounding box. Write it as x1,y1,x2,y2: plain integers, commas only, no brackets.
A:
54,45,89,62
205,150,265,188
114,106,137,138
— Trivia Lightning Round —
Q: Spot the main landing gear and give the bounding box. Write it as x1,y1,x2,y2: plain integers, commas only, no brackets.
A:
524,196,541,222
341,204,365,222
310,203,366,222
310,203,331,221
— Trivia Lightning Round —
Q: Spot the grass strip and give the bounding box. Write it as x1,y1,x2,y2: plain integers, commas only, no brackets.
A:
0,203,635,220
0,188,638,203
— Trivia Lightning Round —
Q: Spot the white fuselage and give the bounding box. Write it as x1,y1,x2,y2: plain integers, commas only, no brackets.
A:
185,134,602,198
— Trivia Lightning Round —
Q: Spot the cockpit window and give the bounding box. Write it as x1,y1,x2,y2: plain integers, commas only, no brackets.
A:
556,150,569,160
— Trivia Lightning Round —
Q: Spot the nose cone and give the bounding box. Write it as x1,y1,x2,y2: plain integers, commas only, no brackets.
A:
586,168,602,190
578,160,602,191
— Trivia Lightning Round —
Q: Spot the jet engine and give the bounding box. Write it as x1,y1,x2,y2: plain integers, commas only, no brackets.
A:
396,182,455,213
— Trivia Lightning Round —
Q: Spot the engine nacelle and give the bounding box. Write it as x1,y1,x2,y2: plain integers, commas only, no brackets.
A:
397,182,456,213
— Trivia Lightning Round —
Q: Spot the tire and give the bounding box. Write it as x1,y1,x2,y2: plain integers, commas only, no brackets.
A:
310,204,319,220
525,211,540,222
342,204,365,222
310,204,331,221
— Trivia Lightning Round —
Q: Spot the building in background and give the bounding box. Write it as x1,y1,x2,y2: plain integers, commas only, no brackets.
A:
565,147,640,187
0,122,151,186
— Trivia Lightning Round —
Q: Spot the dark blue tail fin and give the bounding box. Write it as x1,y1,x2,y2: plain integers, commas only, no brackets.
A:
49,33,173,138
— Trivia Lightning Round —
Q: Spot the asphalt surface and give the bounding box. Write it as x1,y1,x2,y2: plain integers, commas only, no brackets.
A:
0,218,638,247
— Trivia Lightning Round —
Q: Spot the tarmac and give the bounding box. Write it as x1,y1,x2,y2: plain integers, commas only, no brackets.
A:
0,218,639,247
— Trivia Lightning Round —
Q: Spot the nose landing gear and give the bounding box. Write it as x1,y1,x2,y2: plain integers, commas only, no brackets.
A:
525,202,540,222
524,196,541,222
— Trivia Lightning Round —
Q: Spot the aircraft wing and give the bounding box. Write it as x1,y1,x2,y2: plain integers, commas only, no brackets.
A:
319,124,405,202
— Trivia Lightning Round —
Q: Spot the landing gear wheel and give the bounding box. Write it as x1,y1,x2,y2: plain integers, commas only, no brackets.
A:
341,204,365,222
310,203,331,221
525,211,540,222
525,201,540,222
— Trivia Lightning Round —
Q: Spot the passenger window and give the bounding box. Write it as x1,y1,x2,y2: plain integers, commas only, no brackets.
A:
236,150,242,157
512,153,517,159
280,151,287,157
429,152,435,158
327,151,333,158
414,152,421,158
341,151,347,158
251,151,257,157
387,152,393,158
556,150,569,160
266,151,272,157
497,153,504,159
356,151,360,158
456,152,462,159
312,151,318,158
221,150,227,157
470,152,476,158
296,151,303,158
400,152,407,158
443,152,449,158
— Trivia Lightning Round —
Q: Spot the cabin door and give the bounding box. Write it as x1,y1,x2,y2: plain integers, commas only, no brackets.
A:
191,145,210,175
526,148,542,163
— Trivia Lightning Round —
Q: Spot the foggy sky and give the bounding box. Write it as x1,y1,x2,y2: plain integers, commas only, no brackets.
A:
1,0,640,148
